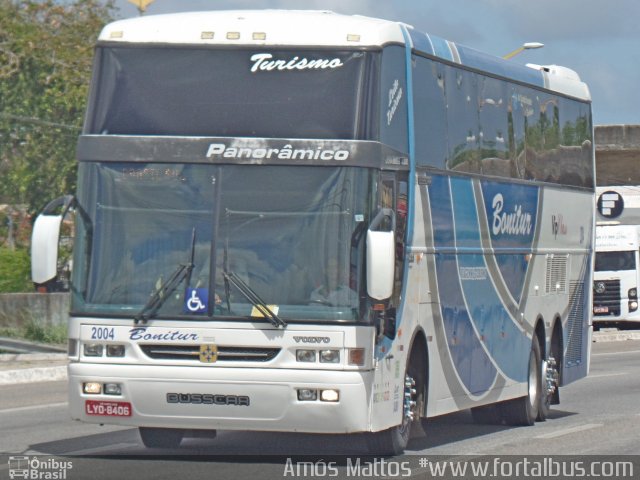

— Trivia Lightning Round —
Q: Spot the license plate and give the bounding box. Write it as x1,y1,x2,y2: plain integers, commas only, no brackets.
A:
85,400,132,417
593,306,609,314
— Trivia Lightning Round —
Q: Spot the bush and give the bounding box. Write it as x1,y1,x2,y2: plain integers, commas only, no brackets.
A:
23,320,67,344
0,320,67,345
0,247,32,292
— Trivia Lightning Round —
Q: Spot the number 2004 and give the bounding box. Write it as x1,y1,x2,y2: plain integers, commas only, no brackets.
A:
91,327,115,340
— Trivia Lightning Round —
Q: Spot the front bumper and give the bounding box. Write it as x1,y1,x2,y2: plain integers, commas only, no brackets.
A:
68,362,372,433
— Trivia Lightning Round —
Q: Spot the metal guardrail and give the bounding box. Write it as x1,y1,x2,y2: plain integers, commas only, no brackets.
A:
0,337,66,354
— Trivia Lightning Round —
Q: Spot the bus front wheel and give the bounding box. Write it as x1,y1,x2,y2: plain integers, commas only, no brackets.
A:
366,373,416,455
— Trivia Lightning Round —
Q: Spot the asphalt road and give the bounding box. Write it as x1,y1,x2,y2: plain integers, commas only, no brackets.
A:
1,340,639,480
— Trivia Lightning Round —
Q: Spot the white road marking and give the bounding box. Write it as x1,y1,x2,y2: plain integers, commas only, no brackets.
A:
535,423,603,439
586,372,627,379
592,349,640,356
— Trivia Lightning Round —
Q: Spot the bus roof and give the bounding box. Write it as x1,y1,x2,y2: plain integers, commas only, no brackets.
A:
99,10,591,101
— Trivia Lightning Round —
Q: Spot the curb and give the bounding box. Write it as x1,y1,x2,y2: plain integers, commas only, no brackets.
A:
0,365,67,386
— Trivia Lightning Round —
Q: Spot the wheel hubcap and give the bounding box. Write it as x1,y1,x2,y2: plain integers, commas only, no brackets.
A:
402,374,417,431
543,356,559,397
528,350,538,405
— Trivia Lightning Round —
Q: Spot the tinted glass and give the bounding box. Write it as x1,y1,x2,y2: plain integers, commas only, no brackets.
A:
409,55,594,188
88,47,378,140
72,163,375,322
413,55,447,169
595,251,636,271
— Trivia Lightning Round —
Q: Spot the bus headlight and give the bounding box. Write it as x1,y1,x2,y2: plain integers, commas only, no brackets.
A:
296,349,316,362
106,344,125,357
630,301,638,312
629,288,637,299
319,350,340,363
83,343,104,357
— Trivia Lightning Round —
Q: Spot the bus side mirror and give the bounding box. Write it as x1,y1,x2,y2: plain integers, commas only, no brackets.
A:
31,195,75,286
366,208,395,300
31,214,63,285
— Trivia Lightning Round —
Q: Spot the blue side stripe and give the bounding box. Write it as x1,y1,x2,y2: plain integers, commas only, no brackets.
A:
407,28,434,55
427,34,454,62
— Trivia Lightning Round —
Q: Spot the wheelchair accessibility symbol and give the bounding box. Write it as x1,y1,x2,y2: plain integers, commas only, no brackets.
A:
185,288,208,314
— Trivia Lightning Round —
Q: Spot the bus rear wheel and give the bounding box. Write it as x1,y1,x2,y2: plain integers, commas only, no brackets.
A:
501,338,542,426
139,427,184,449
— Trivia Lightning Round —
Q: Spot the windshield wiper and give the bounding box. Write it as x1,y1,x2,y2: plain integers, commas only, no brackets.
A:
134,228,196,325
222,271,287,328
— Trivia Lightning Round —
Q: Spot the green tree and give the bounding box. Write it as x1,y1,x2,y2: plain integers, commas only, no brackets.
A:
0,0,115,213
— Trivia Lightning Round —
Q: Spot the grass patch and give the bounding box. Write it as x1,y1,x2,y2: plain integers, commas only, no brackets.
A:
0,321,67,345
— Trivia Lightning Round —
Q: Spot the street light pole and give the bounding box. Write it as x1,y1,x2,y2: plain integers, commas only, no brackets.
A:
502,42,544,60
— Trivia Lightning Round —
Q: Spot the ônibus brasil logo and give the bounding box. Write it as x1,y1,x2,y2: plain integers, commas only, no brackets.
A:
8,456,72,479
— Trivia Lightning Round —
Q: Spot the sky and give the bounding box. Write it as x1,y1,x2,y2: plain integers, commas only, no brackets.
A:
113,0,640,127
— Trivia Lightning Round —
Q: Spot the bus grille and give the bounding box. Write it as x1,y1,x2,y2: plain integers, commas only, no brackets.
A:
566,282,584,367
140,345,281,362
592,279,621,316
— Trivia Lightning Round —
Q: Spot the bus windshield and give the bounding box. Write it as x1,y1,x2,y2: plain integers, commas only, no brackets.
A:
88,46,378,139
594,251,636,271
71,163,375,322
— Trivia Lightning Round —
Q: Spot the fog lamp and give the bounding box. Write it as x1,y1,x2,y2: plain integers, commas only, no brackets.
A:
320,389,340,402
297,389,318,401
83,382,102,394
103,383,122,395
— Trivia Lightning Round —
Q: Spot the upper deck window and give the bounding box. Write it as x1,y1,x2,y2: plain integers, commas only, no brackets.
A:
87,46,379,139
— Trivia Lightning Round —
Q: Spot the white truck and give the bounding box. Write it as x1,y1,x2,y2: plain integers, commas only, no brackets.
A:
593,187,640,325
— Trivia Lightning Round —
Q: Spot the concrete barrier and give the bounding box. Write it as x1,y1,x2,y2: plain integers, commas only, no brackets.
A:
0,293,69,328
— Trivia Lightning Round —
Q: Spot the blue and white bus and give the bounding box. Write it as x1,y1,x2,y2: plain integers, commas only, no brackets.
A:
31,10,594,454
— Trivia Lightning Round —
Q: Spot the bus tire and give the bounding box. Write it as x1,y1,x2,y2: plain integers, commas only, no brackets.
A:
366,424,410,456
538,331,561,421
502,338,542,426
139,427,184,449
366,354,424,455
537,373,552,421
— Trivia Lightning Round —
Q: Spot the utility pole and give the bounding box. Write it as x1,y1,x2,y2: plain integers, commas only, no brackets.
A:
127,0,156,16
